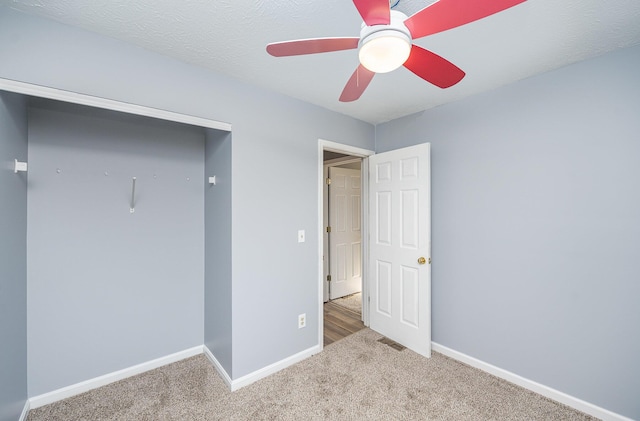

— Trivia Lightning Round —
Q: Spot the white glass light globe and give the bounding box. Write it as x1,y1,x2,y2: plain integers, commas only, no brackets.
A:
358,30,411,73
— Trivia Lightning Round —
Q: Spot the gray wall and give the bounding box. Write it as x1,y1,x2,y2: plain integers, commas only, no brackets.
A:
204,129,233,376
376,45,640,419
0,92,28,420
0,5,374,387
26,100,205,396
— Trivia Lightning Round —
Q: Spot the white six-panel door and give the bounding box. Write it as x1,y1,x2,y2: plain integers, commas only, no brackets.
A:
329,167,362,299
368,143,431,357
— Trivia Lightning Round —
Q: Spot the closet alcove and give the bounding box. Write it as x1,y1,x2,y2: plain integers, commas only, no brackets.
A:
0,89,232,398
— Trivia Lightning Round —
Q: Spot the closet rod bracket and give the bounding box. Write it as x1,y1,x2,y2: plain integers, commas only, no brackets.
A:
14,159,28,173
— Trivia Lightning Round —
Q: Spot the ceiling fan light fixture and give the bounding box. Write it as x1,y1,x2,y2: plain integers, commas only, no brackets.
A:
358,30,411,73
267,1,527,102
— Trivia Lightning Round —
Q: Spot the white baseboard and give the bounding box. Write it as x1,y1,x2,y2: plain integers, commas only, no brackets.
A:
202,346,233,389
29,345,203,409
431,342,633,421
230,345,321,391
204,344,321,392
19,399,30,421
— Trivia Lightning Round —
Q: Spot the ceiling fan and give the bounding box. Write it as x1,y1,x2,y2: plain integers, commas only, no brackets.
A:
266,0,526,102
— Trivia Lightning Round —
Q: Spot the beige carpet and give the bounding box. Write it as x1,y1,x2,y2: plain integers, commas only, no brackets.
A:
27,328,595,420
331,292,362,314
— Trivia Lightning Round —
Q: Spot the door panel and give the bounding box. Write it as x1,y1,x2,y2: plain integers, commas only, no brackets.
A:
351,243,361,278
401,189,419,248
376,191,392,245
368,143,431,357
376,260,392,316
401,265,419,327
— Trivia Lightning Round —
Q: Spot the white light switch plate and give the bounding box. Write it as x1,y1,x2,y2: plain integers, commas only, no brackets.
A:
298,230,305,243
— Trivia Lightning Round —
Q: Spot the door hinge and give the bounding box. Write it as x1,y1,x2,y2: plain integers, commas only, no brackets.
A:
326,226,331,233
327,275,332,282
326,177,331,185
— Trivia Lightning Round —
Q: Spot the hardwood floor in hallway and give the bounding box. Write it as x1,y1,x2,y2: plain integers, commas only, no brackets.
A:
323,301,365,346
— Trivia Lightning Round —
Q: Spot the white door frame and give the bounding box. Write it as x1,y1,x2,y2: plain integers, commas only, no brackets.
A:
317,139,374,350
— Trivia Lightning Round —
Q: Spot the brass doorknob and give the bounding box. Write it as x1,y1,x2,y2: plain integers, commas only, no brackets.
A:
418,257,426,265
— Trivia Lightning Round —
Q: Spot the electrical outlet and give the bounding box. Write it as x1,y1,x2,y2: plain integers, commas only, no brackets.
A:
298,313,306,329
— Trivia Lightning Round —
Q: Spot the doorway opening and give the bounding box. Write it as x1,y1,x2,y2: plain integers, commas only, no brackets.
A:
318,140,432,356
317,140,374,348
324,152,362,302
323,151,364,346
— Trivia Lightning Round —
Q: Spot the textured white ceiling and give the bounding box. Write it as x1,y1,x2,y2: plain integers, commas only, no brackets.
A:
5,0,640,124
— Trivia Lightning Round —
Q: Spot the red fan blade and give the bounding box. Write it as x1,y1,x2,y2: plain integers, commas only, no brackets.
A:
352,0,390,26
266,37,360,57
405,0,526,40
403,45,465,88
339,65,375,102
